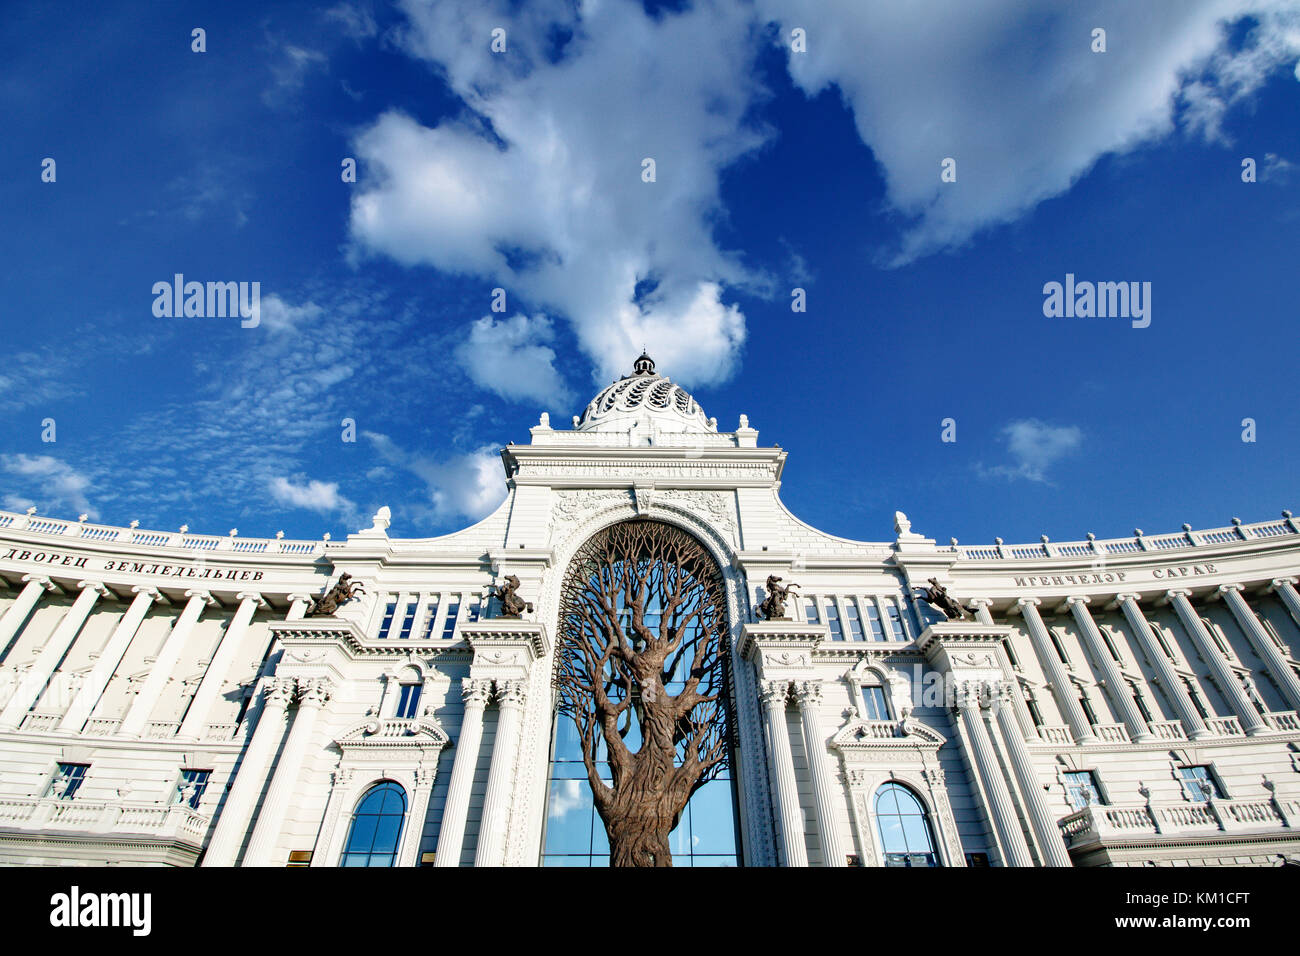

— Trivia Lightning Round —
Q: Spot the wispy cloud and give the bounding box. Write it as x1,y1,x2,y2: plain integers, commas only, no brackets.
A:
347,0,767,388
454,313,573,409
1,454,96,519
364,430,506,524
979,420,1083,484
269,476,358,521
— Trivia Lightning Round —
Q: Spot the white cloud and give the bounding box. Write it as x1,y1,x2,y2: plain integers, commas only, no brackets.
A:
269,476,357,518
981,420,1083,484
364,431,506,523
258,294,324,334
347,0,766,387
1,454,96,519
756,1,1300,263
454,313,573,408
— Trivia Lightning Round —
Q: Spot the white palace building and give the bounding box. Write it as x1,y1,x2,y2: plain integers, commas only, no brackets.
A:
1,355,1299,868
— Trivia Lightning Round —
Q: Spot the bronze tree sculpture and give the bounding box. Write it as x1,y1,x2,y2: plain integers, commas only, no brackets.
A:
553,520,731,867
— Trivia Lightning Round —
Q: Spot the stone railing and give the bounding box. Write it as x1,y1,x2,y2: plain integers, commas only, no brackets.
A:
1059,797,1294,846
0,508,333,557
953,514,1299,561
1264,711,1300,732
1147,720,1187,741
0,796,210,842
1037,725,1073,745
1094,723,1131,744
17,712,61,733
1207,716,1244,737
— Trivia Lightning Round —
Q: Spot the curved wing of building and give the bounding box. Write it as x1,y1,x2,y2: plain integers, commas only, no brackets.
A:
1,357,1298,867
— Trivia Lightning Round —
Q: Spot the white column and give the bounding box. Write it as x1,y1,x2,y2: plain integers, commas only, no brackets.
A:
435,678,492,867
759,680,807,867
201,677,295,866
1219,585,1300,713
243,677,333,866
58,586,160,733
970,597,1037,740
398,767,440,868
956,685,1033,867
1067,596,1152,741
1270,578,1300,631
178,592,264,739
794,681,846,867
0,575,55,662
0,580,107,729
990,698,1072,866
118,589,215,737
474,679,527,867
286,593,314,621
1115,594,1209,739
1016,598,1095,742
1166,589,1267,735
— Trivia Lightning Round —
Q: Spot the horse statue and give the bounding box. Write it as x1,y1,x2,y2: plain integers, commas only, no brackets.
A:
305,573,366,617
913,577,973,621
757,574,800,621
492,574,534,619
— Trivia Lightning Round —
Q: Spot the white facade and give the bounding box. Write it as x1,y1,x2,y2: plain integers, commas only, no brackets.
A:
2,357,1299,867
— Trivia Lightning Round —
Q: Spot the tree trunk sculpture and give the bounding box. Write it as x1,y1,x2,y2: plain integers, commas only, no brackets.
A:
554,520,731,866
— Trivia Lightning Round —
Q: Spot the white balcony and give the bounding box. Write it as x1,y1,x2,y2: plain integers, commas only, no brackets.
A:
0,795,210,846
1059,796,1298,850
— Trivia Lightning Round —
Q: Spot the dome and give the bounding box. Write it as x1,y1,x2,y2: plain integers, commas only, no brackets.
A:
574,354,714,434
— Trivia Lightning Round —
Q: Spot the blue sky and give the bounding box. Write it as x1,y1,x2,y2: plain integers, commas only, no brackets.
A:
2,0,1298,547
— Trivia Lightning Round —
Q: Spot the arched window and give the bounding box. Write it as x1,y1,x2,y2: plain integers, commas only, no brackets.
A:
340,782,407,867
874,783,940,867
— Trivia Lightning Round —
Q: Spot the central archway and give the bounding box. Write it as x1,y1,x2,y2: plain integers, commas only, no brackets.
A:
543,518,738,867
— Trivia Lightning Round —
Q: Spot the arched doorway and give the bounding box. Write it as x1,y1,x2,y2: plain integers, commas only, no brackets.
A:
542,518,739,866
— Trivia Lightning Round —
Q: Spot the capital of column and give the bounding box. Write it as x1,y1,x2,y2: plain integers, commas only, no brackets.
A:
235,591,268,608
183,589,219,606
415,767,438,790
263,676,297,708
1269,577,1298,591
1217,583,1243,595
77,580,112,598
462,678,494,707
1066,595,1091,608
968,598,994,609
496,678,527,708
296,677,334,707
1115,592,1142,605
1016,597,1041,609
760,680,790,709
1163,588,1192,603
21,574,57,592
794,680,823,708
130,585,163,601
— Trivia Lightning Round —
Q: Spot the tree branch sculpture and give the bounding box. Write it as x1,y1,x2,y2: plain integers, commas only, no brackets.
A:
553,520,731,867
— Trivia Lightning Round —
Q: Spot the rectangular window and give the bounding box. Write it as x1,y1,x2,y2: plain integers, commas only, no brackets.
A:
466,600,481,623
885,601,905,640
1063,770,1103,810
1001,638,1019,668
865,603,884,640
1026,696,1044,728
1183,678,1211,719
1078,691,1099,727
439,600,461,640
396,602,417,640
1129,681,1154,723
47,763,89,800
825,600,843,641
1202,618,1233,659
396,683,422,719
861,685,890,720
803,598,820,624
1050,631,1071,665
378,601,397,639
844,599,863,641
418,597,441,640
1101,629,1122,662
1177,765,1221,802
1151,624,1177,661
174,769,211,810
